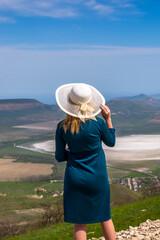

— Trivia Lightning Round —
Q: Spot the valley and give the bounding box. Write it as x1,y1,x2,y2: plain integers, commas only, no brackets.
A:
0,96,159,239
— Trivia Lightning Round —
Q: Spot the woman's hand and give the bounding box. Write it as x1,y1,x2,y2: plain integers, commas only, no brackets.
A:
100,104,111,121
100,104,113,128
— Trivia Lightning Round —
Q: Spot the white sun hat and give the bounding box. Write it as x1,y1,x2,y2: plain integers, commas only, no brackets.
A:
55,83,105,122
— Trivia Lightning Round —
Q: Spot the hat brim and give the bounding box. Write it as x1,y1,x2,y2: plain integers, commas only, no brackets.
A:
55,83,105,118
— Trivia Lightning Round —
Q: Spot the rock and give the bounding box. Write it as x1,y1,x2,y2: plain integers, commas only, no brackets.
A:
137,235,144,239
130,230,135,235
129,226,133,229
97,219,160,240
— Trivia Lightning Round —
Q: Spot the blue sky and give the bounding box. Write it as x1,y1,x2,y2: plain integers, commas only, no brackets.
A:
0,0,160,104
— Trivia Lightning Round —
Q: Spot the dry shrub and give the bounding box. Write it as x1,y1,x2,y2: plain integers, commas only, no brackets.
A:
19,174,51,182
40,197,64,226
142,184,160,197
0,219,20,239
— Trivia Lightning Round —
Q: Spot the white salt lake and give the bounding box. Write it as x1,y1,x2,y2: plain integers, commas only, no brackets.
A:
105,134,160,151
16,135,160,161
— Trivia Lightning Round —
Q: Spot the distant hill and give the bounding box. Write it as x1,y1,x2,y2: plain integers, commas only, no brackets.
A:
151,93,160,100
0,94,160,135
107,93,160,135
0,99,44,111
0,98,65,127
112,93,160,106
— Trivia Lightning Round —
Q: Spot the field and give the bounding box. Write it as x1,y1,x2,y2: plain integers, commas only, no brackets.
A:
0,181,63,224
107,159,160,178
0,135,65,180
0,158,53,182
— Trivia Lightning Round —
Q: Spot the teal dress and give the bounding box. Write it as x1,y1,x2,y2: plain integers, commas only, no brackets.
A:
55,117,116,224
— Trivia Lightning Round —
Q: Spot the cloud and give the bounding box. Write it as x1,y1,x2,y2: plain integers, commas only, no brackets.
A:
0,16,15,23
0,0,144,20
0,0,78,18
1,43,160,56
85,0,114,16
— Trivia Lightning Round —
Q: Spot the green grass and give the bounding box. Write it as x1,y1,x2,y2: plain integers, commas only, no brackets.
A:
0,143,53,160
124,171,151,178
109,168,153,178
152,167,160,176
5,195,160,240
0,182,63,197
108,166,151,178
0,182,63,219
107,160,160,178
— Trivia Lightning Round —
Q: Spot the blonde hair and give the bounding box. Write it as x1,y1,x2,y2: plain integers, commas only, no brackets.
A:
60,114,91,134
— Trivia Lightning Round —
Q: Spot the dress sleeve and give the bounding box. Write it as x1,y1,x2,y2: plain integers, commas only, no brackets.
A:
100,118,116,147
55,123,68,162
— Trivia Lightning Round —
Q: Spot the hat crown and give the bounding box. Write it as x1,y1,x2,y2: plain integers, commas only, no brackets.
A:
55,82,105,122
70,84,91,104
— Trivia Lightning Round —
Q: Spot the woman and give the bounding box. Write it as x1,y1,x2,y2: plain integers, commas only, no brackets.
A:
55,83,116,240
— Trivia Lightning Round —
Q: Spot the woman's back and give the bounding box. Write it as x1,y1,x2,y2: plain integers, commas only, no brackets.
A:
56,116,115,157
55,116,116,224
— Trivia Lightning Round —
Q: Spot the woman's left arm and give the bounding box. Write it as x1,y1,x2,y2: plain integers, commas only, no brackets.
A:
55,125,68,162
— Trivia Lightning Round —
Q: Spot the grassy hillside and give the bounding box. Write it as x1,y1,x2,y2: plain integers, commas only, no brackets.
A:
0,182,141,223
107,96,160,135
0,182,63,224
110,183,142,207
5,195,160,240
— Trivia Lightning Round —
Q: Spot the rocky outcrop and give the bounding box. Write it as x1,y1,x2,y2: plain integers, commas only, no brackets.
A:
89,219,160,240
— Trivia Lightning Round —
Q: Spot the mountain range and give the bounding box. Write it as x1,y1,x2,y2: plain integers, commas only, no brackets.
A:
0,93,160,136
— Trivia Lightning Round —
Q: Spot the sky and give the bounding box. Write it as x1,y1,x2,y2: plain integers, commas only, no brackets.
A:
0,0,160,104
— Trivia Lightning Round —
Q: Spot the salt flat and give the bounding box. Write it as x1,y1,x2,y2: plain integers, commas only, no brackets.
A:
17,135,160,161
33,140,55,152
104,134,160,151
103,134,160,161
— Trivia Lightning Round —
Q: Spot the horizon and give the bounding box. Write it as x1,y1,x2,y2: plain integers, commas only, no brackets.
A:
0,91,160,105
